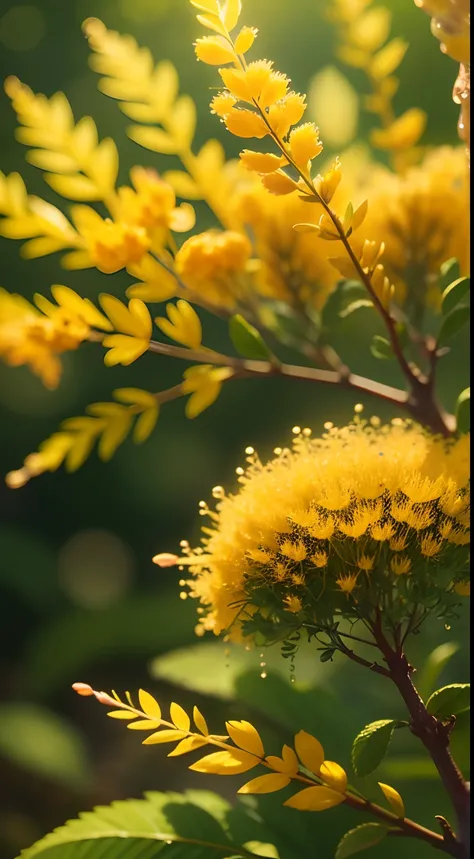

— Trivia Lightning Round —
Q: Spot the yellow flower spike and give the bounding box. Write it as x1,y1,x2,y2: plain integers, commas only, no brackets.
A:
225,720,265,757
371,108,427,151
294,731,324,775
182,365,234,418
320,761,348,793
280,541,307,562
289,123,323,170
238,773,291,794
378,782,405,818
336,573,359,594
284,785,345,811
195,36,236,65
261,172,299,196
239,151,286,173
156,300,203,350
190,749,258,775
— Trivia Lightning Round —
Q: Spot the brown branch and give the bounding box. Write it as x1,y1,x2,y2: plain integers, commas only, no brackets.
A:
371,616,470,859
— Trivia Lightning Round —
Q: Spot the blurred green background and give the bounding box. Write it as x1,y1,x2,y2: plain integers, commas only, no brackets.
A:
0,0,469,857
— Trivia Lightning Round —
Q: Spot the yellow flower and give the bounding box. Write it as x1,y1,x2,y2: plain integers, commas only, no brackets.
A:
114,168,195,239
194,36,236,66
223,108,269,139
268,93,307,138
284,595,303,613
175,419,469,639
0,287,89,389
360,146,469,310
69,206,150,274
239,151,286,173
175,230,252,308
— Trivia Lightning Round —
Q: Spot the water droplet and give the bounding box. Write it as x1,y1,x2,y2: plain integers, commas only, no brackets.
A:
166,840,173,845
260,661,266,668
445,623,451,630
260,671,267,679
290,675,296,684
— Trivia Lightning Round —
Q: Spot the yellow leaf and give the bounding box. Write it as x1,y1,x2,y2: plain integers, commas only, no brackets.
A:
284,786,345,811
265,745,299,775
234,26,257,54
133,407,159,444
46,174,102,202
98,412,133,461
190,0,220,13
51,285,113,331
351,199,368,232
196,14,227,36
378,782,405,818
349,7,392,53
289,123,323,169
156,300,202,350
294,730,324,775
100,295,152,338
127,719,161,730
169,96,196,150
21,237,68,258
65,428,99,473
107,710,137,720
307,67,358,148
238,774,291,794
222,0,242,31
168,736,208,756
127,254,177,302
138,689,162,721
182,365,233,418
128,127,177,154
226,720,264,758
114,388,157,408
261,171,298,196
102,334,149,367
224,109,269,138
170,702,191,732
162,171,202,200
26,150,78,173
239,151,284,173
143,729,186,744
195,36,235,65
190,749,257,775
370,108,426,151
370,38,408,80
320,761,348,793
193,706,209,736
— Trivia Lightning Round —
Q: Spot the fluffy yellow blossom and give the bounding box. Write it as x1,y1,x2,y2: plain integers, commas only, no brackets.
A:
173,419,469,640
113,167,195,240
230,178,337,309
0,288,89,388
69,206,151,274
175,230,252,308
360,146,470,309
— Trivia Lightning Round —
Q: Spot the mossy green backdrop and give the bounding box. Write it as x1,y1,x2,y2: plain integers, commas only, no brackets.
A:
0,1,469,857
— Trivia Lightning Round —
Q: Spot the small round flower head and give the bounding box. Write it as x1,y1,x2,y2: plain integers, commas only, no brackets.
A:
180,417,469,643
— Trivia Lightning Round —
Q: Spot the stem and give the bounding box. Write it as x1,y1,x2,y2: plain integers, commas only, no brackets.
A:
372,618,470,858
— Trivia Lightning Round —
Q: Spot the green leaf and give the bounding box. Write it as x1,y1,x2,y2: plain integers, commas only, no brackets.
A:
439,257,460,291
16,790,272,859
437,305,470,346
339,299,374,319
441,276,470,315
229,315,273,360
351,719,406,777
418,642,460,701
455,387,470,433
426,683,470,718
335,824,389,859
370,335,393,360
0,703,91,789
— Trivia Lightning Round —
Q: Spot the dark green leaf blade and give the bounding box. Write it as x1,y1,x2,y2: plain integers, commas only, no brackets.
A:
439,257,461,292
335,824,389,859
351,719,405,777
426,684,470,718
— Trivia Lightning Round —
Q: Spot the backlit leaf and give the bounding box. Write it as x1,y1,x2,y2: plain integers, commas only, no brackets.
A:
426,683,470,718
284,785,345,811
335,823,389,858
